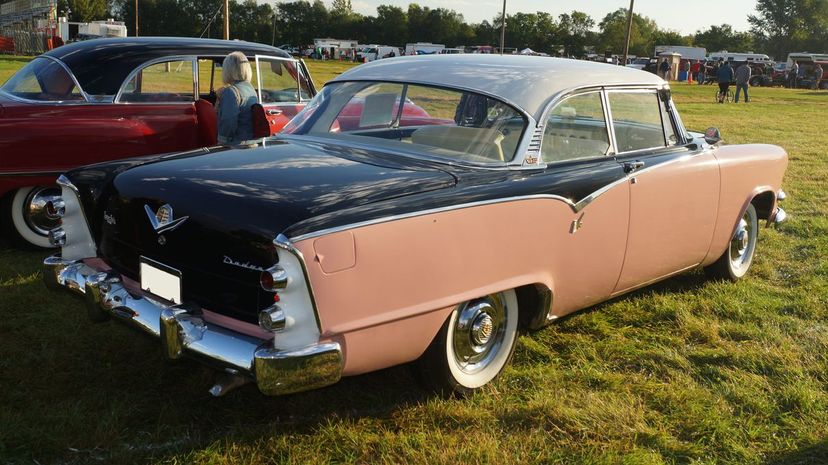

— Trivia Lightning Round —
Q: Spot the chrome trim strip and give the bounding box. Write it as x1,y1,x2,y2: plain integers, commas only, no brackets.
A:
288,193,581,243
0,169,63,177
289,146,699,243
273,234,323,332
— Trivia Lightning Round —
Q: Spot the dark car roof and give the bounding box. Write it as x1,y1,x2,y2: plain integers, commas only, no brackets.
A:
45,37,290,96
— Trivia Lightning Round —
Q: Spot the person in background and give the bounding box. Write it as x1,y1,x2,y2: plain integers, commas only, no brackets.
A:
734,62,751,103
216,52,258,144
813,63,823,90
691,59,702,84
659,59,671,80
716,60,734,103
788,61,799,88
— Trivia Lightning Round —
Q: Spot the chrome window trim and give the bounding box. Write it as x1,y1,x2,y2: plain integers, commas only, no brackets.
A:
114,55,199,104
254,54,305,104
538,89,614,165
605,88,670,155
0,55,91,104
328,78,537,168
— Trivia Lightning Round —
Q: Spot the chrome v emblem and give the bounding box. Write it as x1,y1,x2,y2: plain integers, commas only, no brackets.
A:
144,204,189,234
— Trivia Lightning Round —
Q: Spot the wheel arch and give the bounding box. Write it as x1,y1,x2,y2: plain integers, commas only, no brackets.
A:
515,283,554,331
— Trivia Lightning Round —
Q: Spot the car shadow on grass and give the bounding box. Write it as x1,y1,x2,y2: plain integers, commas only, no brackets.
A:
764,440,828,465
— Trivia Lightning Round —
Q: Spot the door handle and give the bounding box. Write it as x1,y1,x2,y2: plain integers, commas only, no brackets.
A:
623,161,645,173
266,109,283,116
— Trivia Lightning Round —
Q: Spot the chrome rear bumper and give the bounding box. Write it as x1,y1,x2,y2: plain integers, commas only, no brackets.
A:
43,255,342,396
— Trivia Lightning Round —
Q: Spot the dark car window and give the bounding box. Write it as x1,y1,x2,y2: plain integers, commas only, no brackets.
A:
542,91,610,163
120,60,195,103
608,91,667,152
0,57,84,102
288,81,526,165
253,57,312,103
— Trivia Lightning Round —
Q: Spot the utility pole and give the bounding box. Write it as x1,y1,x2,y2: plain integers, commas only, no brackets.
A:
621,0,635,66
134,0,138,36
499,0,506,55
223,0,230,40
271,14,276,46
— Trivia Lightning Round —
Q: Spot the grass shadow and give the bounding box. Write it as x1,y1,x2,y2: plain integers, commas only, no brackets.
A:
765,440,828,465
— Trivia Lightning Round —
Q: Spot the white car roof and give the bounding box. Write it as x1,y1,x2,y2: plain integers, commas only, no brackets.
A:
330,54,665,121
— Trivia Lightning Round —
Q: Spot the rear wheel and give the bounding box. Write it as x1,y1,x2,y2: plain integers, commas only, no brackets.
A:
704,204,758,281
2,186,61,249
414,289,519,396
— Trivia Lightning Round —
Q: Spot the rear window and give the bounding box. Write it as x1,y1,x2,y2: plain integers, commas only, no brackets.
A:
284,81,527,165
1,57,84,102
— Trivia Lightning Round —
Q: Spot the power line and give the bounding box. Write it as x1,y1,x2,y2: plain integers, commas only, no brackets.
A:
199,2,224,38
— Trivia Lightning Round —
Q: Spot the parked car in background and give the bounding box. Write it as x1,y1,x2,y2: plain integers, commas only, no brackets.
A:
0,37,316,247
44,55,788,398
357,45,400,62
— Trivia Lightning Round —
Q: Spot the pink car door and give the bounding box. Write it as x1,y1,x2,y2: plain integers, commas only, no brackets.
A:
610,90,720,294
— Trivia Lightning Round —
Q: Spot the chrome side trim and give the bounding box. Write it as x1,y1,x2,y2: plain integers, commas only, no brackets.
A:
273,234,323,332
288,194,580,243
0,169,63,177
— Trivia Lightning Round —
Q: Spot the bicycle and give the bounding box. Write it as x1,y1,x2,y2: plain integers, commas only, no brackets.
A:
715,88,732,103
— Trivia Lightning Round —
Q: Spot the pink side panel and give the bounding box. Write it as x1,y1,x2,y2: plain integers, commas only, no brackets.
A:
702,144,788,265
295,186,631,375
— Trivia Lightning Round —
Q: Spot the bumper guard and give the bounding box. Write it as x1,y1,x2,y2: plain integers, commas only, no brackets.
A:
43,255,342,396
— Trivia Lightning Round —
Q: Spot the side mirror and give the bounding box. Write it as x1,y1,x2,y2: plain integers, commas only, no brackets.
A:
704,127,722,145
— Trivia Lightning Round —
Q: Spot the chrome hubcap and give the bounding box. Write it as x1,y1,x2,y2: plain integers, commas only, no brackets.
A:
24,187,62,236
452,293,507,375
729,214,754,271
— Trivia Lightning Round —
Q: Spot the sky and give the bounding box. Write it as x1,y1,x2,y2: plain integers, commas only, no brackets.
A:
345,0,758,35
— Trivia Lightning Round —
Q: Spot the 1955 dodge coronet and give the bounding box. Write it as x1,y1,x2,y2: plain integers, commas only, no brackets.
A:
43,55,788,397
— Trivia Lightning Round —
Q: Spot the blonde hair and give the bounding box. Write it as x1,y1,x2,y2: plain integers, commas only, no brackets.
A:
222,51,252,84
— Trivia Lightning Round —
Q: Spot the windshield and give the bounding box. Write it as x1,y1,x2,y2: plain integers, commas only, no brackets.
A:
1,57,84,102
282,81,527,165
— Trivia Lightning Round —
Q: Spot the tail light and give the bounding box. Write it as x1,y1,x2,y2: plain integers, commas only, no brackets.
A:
260,265,288,291
259,304,286,332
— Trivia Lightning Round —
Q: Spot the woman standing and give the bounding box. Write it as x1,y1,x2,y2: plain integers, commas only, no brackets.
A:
217,52,258,144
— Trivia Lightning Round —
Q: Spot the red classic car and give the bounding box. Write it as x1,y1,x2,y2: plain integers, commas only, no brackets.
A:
0,37,316,247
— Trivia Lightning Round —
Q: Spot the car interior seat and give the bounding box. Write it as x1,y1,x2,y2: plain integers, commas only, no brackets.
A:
195,98,218,146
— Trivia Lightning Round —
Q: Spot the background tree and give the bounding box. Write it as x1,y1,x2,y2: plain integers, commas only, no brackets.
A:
597,8,659,57
749,0,828,60
557,11,596,56
374,5,408,46
693,24,754,53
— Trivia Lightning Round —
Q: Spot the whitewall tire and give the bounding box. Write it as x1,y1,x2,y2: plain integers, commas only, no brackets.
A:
415,289,519,396
4,186,62,249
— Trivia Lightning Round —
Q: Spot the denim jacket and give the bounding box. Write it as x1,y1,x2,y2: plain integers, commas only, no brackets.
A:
217,81,258,144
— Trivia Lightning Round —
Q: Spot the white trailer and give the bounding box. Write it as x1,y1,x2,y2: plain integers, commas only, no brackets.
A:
708,51,772,64
654,45,706,60
405,42,445,55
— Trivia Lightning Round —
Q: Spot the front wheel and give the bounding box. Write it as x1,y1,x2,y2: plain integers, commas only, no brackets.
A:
414,289,519,396
704,203,759,281
1,186,62,249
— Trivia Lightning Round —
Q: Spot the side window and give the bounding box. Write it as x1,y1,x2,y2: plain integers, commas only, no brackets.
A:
197,59,217,97
608,91,666,152
254,58,301,103
541,92,610,163
331,83,404,132
0,57,84,101
120,60,195,103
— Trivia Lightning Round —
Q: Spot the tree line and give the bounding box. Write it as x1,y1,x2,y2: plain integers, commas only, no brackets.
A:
63,0,827,60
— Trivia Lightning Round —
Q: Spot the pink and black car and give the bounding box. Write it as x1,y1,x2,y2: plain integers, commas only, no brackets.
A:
44,55,788,397
0,37,315,247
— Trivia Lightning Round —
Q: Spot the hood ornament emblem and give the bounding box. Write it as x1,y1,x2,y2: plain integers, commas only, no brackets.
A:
144,204,188,234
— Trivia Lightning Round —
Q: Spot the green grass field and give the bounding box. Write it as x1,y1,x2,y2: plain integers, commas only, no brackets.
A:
1,56,827,464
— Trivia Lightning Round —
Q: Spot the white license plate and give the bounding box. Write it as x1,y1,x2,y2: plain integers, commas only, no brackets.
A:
139,257,182,304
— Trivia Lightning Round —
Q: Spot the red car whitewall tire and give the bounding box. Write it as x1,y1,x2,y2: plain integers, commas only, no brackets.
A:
6,186,60,249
